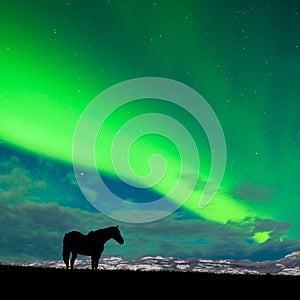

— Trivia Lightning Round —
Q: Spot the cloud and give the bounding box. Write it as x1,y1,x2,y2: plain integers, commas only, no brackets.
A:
233,182,275,203
0,198,115,262
0,154,95,211
0,156,34,201
0,153,298,263
0,193,297,263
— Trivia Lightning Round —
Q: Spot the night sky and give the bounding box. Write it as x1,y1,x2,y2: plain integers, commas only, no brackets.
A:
1,0,300,263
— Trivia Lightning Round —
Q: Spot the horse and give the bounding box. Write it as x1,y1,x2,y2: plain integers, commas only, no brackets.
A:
62,225,124,270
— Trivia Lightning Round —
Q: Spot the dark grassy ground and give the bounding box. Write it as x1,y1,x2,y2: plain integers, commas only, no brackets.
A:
1,264,299,297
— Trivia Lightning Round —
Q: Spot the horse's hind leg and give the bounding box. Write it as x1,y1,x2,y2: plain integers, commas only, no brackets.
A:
70,252,77,269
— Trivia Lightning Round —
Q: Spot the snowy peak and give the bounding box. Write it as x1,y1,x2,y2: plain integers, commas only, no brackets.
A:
7,252,300,276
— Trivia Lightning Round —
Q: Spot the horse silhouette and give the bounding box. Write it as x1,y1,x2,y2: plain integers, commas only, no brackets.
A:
62,225,124,270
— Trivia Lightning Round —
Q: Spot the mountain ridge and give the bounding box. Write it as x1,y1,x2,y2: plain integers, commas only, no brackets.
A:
4,251,300,275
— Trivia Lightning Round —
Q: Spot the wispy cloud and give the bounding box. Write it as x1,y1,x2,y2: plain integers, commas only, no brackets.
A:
233,182,275,203
0,154,298,263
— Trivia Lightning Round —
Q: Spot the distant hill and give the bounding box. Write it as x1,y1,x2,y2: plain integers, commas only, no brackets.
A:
4,251,300,275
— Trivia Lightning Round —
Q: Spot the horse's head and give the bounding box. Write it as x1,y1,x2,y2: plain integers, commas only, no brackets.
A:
111,225,124,245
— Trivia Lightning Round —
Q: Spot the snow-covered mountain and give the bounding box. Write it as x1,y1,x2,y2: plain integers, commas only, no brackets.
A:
6,251,300,275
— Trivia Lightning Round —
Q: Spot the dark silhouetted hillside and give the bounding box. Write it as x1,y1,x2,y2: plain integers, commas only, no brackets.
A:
1,262,299,294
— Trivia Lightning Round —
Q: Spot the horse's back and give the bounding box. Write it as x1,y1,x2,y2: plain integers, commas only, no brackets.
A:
63,230,85,245
65,230,84,237
63,230,97,255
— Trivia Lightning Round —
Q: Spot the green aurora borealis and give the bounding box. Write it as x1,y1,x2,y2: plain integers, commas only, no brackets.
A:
0,0,300,262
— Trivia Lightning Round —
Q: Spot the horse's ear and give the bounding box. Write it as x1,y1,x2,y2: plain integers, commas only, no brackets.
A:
116,225,119,228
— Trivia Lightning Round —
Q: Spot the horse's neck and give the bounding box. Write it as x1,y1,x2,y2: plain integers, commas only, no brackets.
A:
93,230,112,244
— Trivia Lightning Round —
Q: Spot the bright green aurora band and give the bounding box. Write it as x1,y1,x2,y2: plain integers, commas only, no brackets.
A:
0,0,300,262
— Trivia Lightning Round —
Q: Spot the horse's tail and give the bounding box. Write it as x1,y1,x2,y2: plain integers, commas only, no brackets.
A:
62,233,71,268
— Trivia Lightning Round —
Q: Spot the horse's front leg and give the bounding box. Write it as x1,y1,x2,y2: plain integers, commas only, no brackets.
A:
70,252,77,269
91,254,101,270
